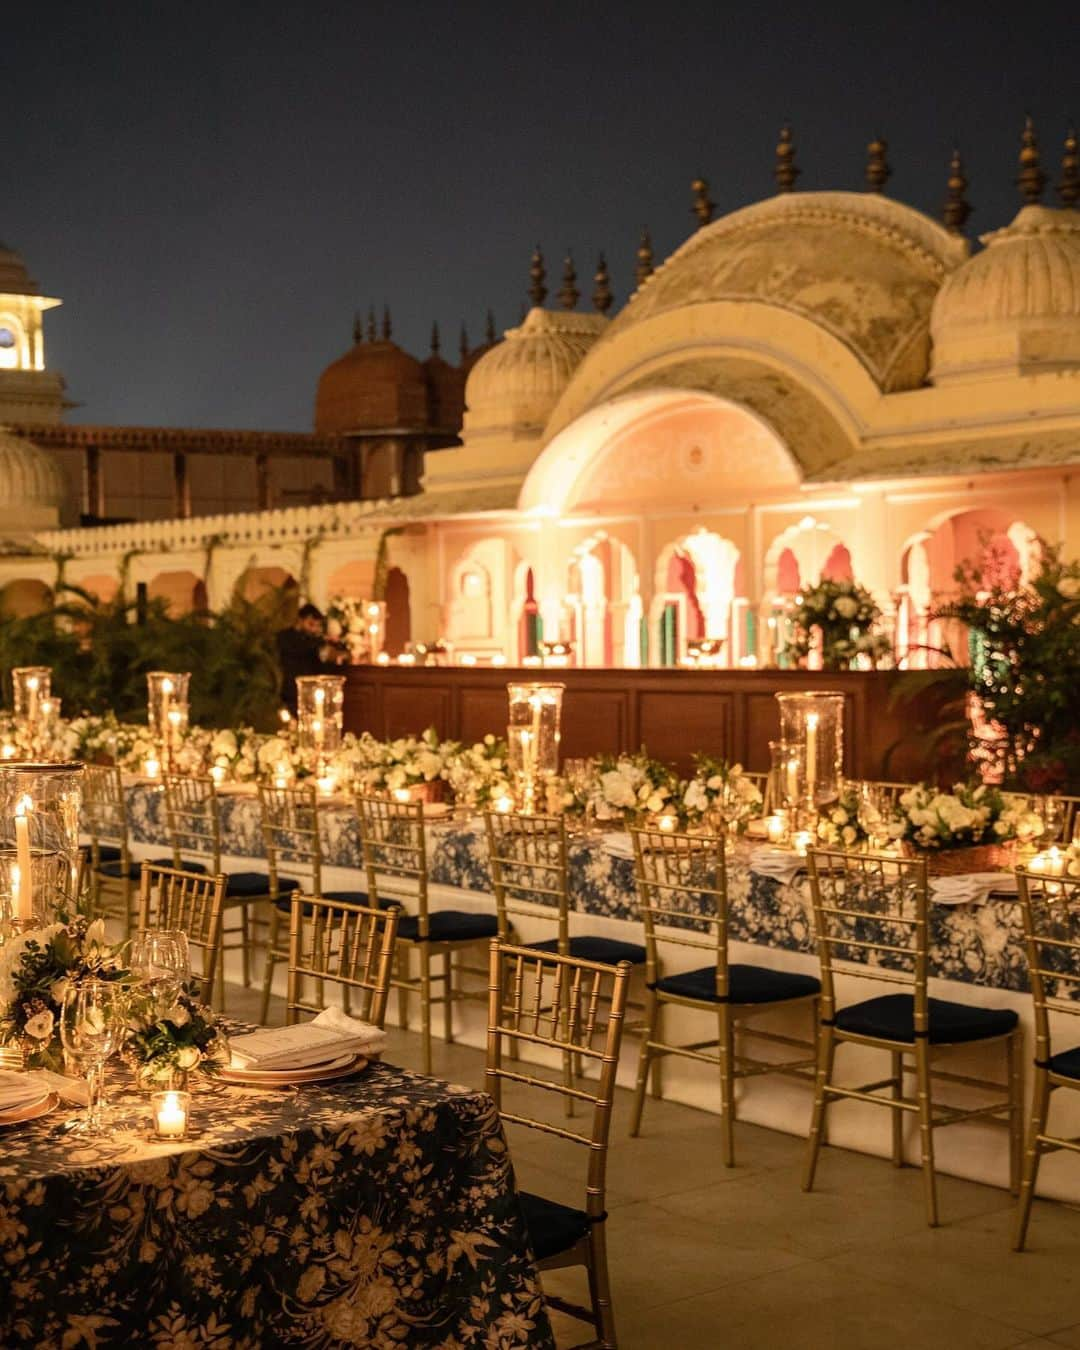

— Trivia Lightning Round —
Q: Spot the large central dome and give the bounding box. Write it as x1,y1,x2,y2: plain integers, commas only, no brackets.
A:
602,192,968,392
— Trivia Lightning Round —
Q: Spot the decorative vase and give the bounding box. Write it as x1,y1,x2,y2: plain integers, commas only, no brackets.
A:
133,1060,190,1093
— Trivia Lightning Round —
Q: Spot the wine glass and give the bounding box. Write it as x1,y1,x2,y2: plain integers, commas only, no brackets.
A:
130,929,190,1008
59,979,127,1134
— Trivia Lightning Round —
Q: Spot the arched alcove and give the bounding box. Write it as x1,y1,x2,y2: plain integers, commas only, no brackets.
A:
0,578,52,619
325,558,377,601
235,566,299,620
148,570,204,616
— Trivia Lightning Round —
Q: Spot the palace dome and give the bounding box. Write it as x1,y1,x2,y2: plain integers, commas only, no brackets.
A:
315,338,428,434
463,308,607,436
601,191,968,392
930,205,1080,383
0,244,38,295
0,429,64,508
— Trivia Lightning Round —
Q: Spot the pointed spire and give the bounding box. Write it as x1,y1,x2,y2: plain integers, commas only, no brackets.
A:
1058,126,1080,208
366,306,377,342
353,310,363,343
381,305,392,341
1017,115,1046,203
865,136,891,192
485,309,496,344
691,176,714,227
558,252,579,309
942,146,972,233
528,245,547,307
635,227,654,288
459,323,469,363
592,253,613,314
429,321,440,356
775,123,799,192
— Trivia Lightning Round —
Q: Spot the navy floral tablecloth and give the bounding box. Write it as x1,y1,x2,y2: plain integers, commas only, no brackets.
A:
123,784,1043,998
0,1060,553,1348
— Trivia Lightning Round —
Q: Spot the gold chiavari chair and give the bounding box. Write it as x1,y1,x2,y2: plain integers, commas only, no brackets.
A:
805,847,1022,1226
163,773,287,1003
487,939,631,1350
1013,867,1080,1249
258,783,370,1022
83,764,171,932
629,827,820,1164
1034,793,1080,845
286,894,399,1027
358,795,498,1074
744,769,771,813
138,862,227,1006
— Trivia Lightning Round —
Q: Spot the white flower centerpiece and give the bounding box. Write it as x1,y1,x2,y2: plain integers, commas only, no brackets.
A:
682,756,763,834
791,577,892,671
888,781,1043,875
576,751,680,827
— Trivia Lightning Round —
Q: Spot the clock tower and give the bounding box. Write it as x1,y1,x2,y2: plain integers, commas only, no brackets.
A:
0,240,65,423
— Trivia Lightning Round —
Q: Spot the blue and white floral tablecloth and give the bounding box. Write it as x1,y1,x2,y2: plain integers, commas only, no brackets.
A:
123,784,1040,997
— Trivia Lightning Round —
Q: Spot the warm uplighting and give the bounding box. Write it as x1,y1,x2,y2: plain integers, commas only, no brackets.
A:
491,652,507,666
397,653,416,666
391,787,412,804
765,813,788,844
376,651,391,666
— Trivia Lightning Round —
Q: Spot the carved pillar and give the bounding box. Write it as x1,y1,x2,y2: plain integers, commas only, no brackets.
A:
84,443,104,519
255,452,271,510
173,452,191,519
332,453,352,500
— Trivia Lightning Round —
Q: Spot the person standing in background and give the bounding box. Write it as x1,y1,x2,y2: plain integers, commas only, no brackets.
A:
275,603,346,713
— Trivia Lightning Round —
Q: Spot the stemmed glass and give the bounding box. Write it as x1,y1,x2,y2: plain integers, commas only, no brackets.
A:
59,979,127,1134
129,930,190,1010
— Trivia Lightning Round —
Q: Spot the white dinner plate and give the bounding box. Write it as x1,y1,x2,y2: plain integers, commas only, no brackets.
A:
0,1091,58,1127
216,1054,369,1089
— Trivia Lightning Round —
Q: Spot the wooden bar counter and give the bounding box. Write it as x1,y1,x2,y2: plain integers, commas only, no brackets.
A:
343,665,935,780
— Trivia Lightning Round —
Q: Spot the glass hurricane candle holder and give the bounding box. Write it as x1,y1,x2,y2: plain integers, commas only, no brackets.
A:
296,675,345,762
0,762,84,919
0,848,70,925
12,667,52,723
775,691,845,813
507,683,564,779
147,672,191,769
768,739,804,813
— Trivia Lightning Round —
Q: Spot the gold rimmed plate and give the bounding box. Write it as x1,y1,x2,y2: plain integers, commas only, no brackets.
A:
0,1091,59,1127
216,1054,370,1089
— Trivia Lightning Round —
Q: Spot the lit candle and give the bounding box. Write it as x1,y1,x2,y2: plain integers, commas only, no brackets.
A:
459,653,477,666
392,787,411,804
278,708,292,727
26,676,39,724
160,677,173,736
210,764,225,785
805,712,819,801
397,653,416,666
765,814,786,844
491,652,507,667
792,829,813,856
494,794,513,814
153,1090,188,1139
144,758,161,780
1,743,15,760
657,813,676,832
317,774,337,797
14,796,33,922
786,756,800,805
376,652,390,666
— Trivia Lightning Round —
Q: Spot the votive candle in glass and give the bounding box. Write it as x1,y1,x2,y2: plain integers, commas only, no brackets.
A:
152,1089,190,1139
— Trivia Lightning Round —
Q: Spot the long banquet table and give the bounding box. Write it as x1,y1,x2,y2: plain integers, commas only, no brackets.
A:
0,1058,553,1348
122,783,1080,1203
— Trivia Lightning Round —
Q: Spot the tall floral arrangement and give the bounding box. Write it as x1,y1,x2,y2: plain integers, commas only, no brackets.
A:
791,578,891,671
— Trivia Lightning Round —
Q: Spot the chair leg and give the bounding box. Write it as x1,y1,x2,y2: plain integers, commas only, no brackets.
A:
914,1039,939,1227
630,990,659,1137
891,1049,905,1167
1013,1065,1051,1251
803,1022,835,1192
718,1006,736,1167
586,1221,617,1350
1007,1029,1023,1196
259,908,281,1025
239,904,252,988
442,950,454,1045
397,948,410,1031
420,949,433,1076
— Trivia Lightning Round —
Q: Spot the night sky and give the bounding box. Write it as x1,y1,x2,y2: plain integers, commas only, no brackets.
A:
4,1,1076,431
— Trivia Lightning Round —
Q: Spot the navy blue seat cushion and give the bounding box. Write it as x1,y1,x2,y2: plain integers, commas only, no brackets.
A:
1048,1045,1080,1080
518,1191,595,1261
95,843,123,864
834,993,1018,1045
99,856,175,881
528,935,646,966
655,963,820,1005
229,872,299,899
274,888,371,915
397,910,499,943
171,860,208,875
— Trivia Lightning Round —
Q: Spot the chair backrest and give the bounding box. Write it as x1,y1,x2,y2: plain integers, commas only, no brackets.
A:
486,939,631,1220
861,780,918,810
356,795,428,928
1016,867,1080,1067
744,769,771,812
1033,794,1080,845
162,774,221,872
258,783,324,894
630,827,728,994
286,894,399,1027
81,764,129,866
806,847,929,1027
483,810,569,947
138,862,227,1003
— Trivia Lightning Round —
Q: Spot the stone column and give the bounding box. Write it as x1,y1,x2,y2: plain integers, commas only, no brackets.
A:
173,452,191,519
84,444,104,519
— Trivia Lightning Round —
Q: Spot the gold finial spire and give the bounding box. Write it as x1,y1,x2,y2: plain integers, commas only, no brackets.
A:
459,323,469,362
592,253,613,314
691,176,714,227
381,305,392,341
865,136,891,192
528,245,547,307
942,146,972,233
775,123,799,192
635,226,654,288
353,310,363,343
485,308,496,344
430,321,440,355
558,251,579,309
366,306,377,342
1059,126,1080,207
1017,115,1046,203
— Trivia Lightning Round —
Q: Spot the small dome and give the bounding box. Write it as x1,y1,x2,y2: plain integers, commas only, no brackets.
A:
463,308,607,436
0,244,39,296
423,352,466,434
315,338,428,434
931,205,1080,383
0,429,64,508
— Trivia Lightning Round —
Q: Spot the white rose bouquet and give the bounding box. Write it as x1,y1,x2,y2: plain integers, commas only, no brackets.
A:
816,783,885,848
124,979,229,1086
791,577,891,671
682,756,763,831
444,735,513,810
890,781,1027,850
578,751,679,825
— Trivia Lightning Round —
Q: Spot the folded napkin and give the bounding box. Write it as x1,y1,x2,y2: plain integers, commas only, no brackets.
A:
0,1070,51,1113
931,872,1020,907
601,833,635,860
230,1007,386,1071
33,1069,90,1105
749,847,806,886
